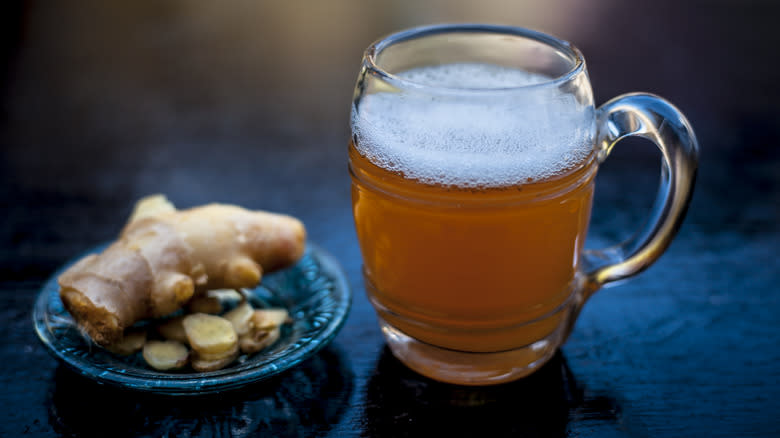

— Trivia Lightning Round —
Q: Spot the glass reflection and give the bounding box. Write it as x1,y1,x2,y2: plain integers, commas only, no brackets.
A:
47,344,353,437
362,347,621,437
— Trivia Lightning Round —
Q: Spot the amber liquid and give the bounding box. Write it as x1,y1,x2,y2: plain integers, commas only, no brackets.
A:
350,141,597,352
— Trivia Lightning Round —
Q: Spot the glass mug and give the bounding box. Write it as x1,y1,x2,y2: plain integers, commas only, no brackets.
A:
349,24,698,385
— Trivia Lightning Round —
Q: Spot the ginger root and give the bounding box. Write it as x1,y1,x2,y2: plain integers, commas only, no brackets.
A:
58,196,305,347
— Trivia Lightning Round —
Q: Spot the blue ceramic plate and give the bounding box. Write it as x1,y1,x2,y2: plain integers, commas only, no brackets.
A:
33,242,351,395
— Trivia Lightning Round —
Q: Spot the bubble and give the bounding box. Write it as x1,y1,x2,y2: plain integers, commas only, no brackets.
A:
352,63,595,188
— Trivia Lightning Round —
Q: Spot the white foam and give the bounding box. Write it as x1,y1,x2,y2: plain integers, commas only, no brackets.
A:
352,63,595,188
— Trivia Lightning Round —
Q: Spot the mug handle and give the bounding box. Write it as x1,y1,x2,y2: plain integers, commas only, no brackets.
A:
582,93,699,295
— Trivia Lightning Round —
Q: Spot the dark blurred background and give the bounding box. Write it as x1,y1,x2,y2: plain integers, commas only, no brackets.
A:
2,1,779,437
2,0,778,268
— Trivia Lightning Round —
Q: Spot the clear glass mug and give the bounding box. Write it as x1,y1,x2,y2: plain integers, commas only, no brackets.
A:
349,24,698,385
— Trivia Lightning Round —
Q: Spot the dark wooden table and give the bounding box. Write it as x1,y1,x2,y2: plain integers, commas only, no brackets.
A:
2,1,779,436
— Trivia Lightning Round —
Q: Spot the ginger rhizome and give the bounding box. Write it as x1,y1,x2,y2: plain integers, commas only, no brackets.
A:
58,199,306,347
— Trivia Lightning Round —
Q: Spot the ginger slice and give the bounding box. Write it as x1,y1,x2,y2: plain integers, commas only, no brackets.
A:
142,340,189,371
187,295,223,315
223,302,255,336
182,313,238,355
250,308,290,330
237,308,288,354
193,342,239,362
239,327,281,354
191,349,239,372
207,288,245,304
105,328,147,356
156,316,189,345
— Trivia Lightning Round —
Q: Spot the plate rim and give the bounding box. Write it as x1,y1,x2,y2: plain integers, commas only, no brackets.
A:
32,241,352,395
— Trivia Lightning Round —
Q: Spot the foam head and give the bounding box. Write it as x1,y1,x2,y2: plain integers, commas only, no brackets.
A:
352,63,595,188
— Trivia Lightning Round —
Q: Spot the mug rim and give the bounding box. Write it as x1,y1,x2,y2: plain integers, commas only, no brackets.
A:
363,23,586,94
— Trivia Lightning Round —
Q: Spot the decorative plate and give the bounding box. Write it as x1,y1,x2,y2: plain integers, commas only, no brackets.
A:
33,242,351,395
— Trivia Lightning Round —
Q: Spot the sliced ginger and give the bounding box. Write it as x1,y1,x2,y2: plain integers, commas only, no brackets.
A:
182,313,238,356
239,327,281,354
156,316,189,345
145,303,289,371
183,313,241,371
106,328,147,356
142,340,189,371
237,308,289,354
207,288,245,304
141,305,288,371
250,308,290,330
192,349,240,372
187,295,224,315
224,302,255,336
193,343,239,362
